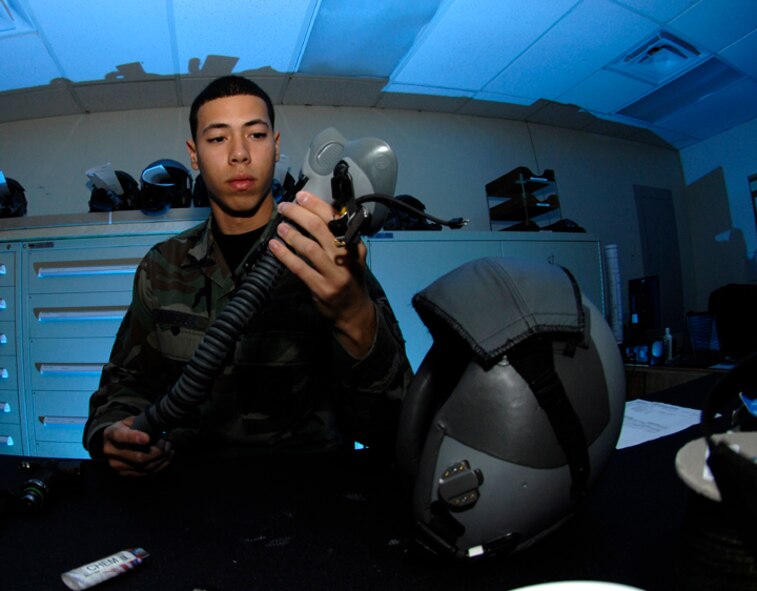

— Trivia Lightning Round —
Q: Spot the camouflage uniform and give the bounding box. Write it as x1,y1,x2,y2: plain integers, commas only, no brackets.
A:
84,214,412,459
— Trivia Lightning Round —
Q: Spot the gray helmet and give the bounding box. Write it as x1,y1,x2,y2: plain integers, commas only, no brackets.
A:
396,257,625,558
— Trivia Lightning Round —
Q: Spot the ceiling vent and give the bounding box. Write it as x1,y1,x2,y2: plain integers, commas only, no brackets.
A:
607,31,705,85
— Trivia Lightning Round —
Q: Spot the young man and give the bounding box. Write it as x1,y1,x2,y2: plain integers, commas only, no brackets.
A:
84,76,412,477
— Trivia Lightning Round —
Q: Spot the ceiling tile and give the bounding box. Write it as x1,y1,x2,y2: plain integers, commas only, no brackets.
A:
485,0,659,100
559,68,654,114
614,0,698,23
299,0,439,77
0,34,62,91
26,0,174,82
173,0,315,74
391,0,578,91
669,0,757,52
719,29,757,78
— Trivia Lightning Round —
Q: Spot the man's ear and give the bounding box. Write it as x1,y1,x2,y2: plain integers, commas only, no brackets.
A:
186,140,199,170
274,131,281,162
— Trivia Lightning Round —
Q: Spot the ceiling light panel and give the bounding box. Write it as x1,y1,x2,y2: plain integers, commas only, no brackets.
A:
174,0,317,75
25,0,174,82
298,0,440,77
485,0,658,100
653,76,757,139
390,0,579,92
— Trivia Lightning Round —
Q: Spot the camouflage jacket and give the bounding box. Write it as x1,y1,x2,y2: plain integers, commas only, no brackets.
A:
84,215,412,459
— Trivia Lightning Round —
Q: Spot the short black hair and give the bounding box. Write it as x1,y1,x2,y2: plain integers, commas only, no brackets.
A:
189,75,275,140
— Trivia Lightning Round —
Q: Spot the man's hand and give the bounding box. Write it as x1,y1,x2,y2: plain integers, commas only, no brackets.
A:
102,416,173,477
268,190,377,358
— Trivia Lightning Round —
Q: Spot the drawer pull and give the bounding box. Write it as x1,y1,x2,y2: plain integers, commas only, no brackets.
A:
38,363,104,375
0,333,6,344
36,307,127,322
39,416,87,426
0,402,10,413
0,299,6,310
35,261,140,278
0,264,6,275
0,368,8,379
0,435,14,446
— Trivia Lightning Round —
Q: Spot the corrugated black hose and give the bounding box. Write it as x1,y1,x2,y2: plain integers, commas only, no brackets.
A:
130,162,466,440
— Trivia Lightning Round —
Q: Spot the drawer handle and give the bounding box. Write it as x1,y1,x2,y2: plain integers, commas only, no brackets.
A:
39,416,87,426
0,368,8,379
0,333,6,344
36,307,128,322
0,402,10,413
37,363,104,375
0,264,6,275
0,435,14,446
35,261,140,278
0,299,6,310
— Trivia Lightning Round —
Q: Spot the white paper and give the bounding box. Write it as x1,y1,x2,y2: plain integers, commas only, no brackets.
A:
616,399,701,449
85,162,123,194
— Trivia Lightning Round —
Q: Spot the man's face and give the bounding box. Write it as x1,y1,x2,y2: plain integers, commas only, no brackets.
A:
187,94,280,227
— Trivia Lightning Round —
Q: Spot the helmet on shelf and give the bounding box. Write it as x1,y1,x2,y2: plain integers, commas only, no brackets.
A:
88,170,140,212
139,159,193,214
0,176,28,218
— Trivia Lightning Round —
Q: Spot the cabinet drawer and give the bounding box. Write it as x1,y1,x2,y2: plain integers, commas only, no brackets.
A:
0,290,15,321
0,321,16,356
0,355,18,391
26,244,151,294
0,252,15,286
0,389,20,425
0,423,22,455
33,440,88,460
29,337,113,391
28,292,129,338
32,390,89,443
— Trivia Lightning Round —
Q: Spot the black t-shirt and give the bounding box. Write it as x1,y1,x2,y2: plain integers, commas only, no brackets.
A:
212,224,266,276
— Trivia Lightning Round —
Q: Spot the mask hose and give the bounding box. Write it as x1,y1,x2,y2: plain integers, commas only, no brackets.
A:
129,162,466,440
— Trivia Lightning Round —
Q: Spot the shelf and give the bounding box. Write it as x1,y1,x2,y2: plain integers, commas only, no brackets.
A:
488,193,560,221
485,166,561,229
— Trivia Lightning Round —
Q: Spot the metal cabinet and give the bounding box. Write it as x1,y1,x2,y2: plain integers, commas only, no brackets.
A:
1,213,605,459
0,244,22,456
22,236,175,459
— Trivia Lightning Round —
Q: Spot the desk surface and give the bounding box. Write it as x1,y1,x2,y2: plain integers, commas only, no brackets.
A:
0,373,735,591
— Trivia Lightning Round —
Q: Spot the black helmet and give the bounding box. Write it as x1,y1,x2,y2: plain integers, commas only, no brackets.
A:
0,176,28,218
88,170,141,212
139,159,193,214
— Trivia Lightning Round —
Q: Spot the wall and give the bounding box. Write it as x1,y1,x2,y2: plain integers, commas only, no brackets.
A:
0,104,685,329
679,117,757,311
